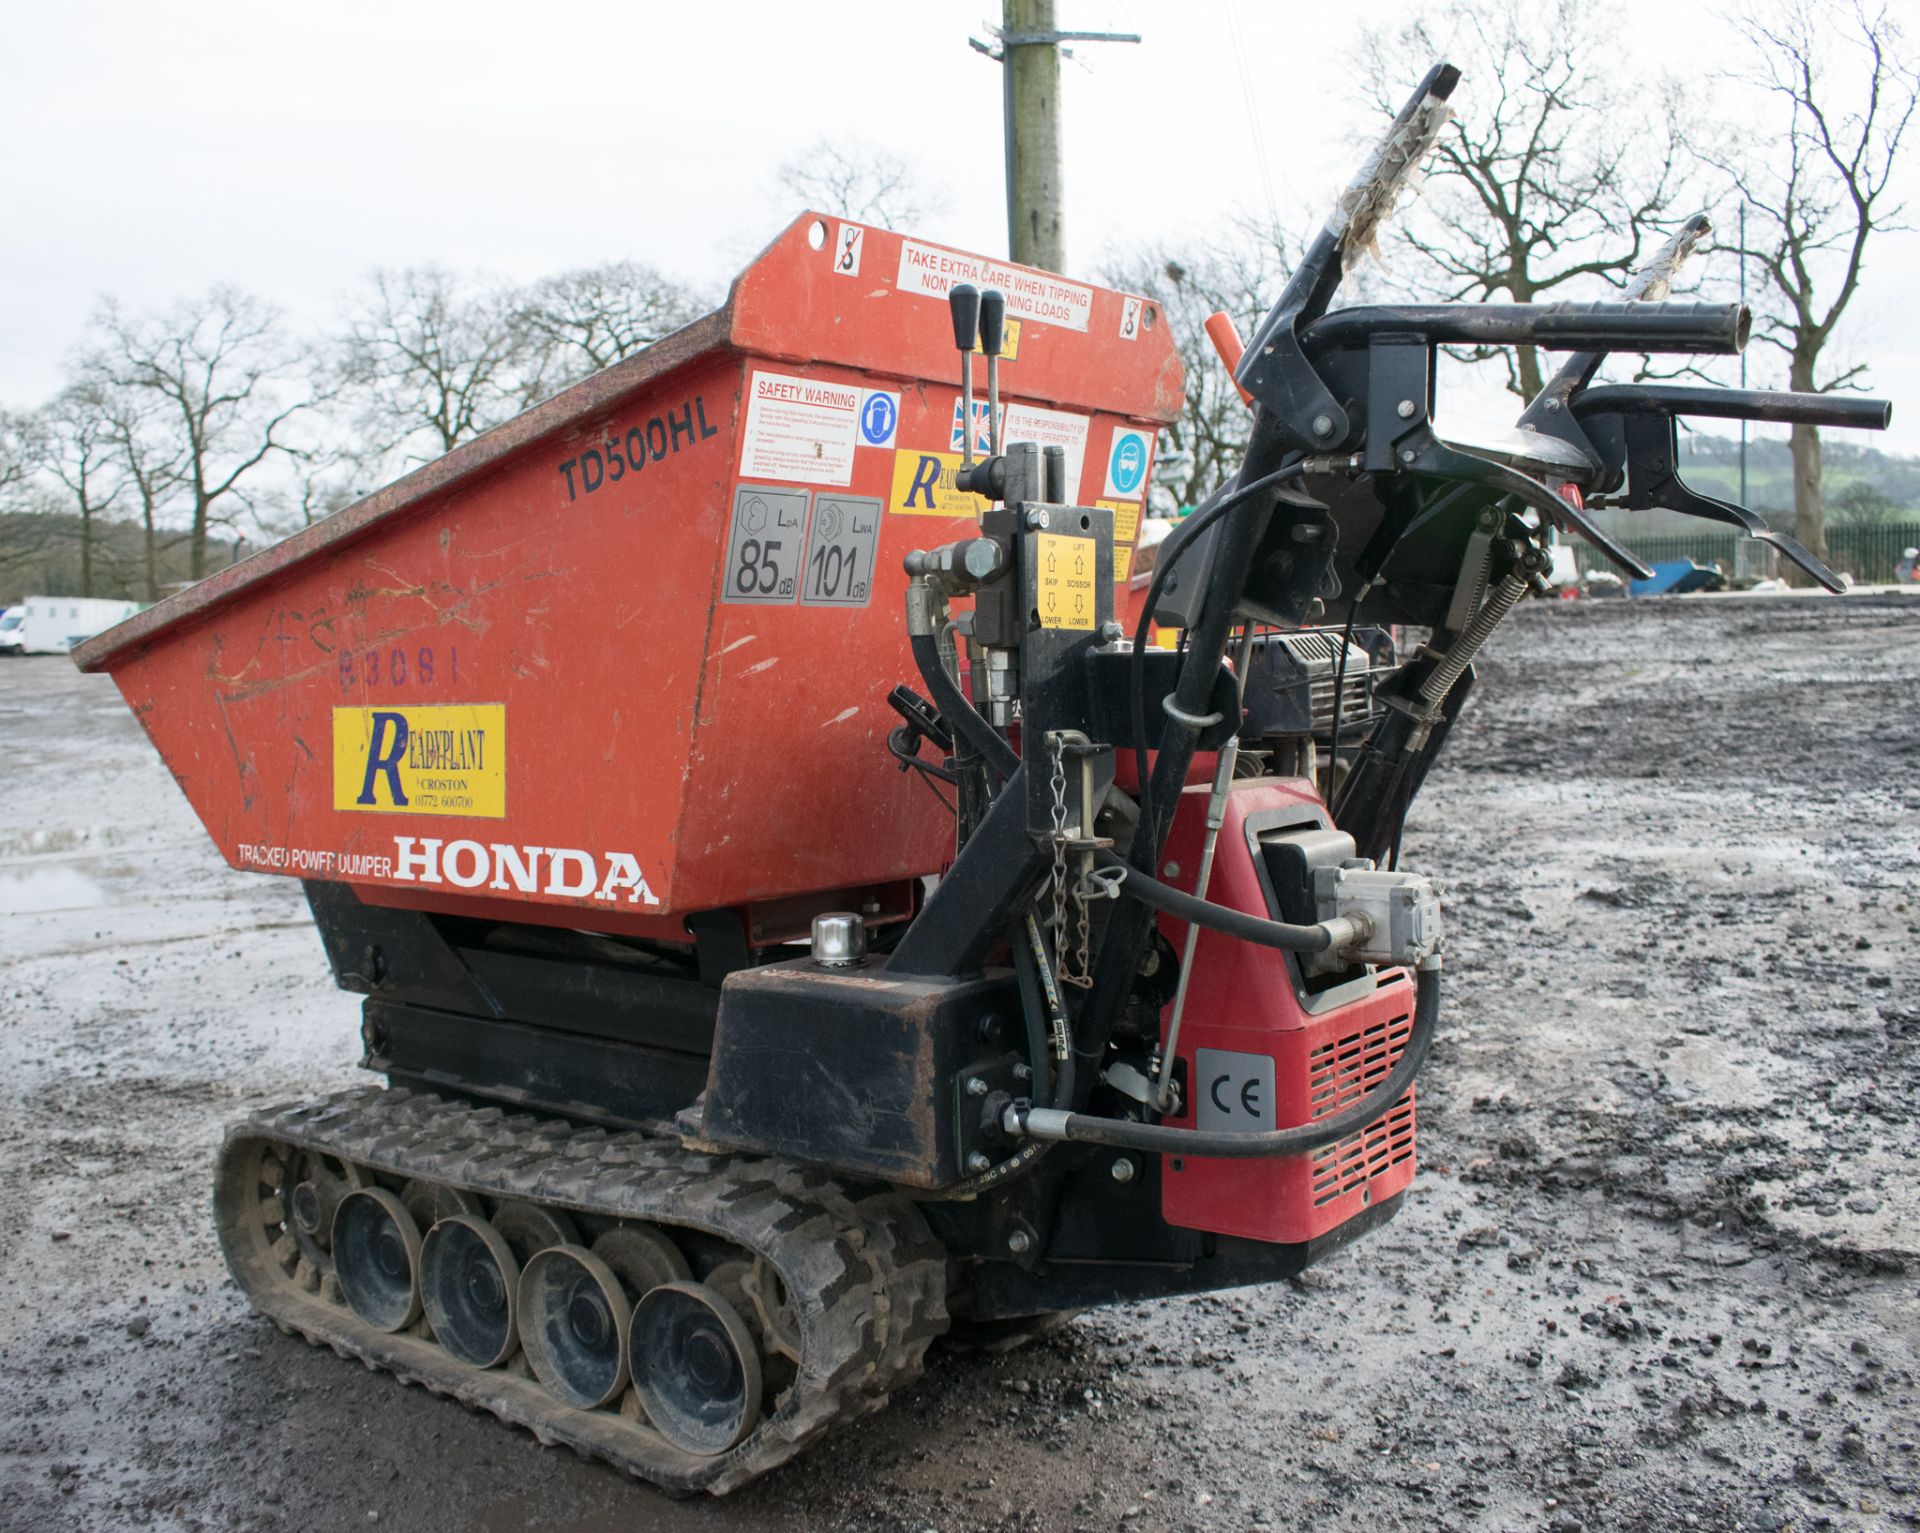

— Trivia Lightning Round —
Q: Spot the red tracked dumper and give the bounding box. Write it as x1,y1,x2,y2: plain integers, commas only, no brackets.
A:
77,63,1891,1492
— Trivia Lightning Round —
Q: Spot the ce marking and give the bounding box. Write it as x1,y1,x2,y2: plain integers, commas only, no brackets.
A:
1193,1048,1275,1132
1210,1073,1263,1120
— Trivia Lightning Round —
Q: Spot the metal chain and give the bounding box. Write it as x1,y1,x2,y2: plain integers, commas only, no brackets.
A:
1070,857,1094,990
1047,734,1071,985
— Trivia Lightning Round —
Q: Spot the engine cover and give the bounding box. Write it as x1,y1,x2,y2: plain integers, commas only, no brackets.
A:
1155,778,1420,1243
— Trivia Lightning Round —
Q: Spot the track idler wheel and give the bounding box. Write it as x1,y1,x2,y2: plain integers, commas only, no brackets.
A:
630,1281,764,1456
400,1178,481,1232
519,1246,634,1409
420,1215,522,1368
331,1188,423,1332
590,1224,691,1293
280,1148,366,1289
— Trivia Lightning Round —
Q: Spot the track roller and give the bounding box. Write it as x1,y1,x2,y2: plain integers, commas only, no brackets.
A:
519,1245,633,1409
331,1187,423,1332
631,1281,764,1456
420,1214,521,1368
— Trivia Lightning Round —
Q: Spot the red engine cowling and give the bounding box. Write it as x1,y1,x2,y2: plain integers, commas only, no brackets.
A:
1155,777,1419,1244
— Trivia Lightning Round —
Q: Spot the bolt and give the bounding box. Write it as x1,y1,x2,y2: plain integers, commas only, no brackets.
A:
1025,508,1051,530
966,1076,989,1097
1110,1157,1137,1185
1012,1062,1032,1082
1163,862,1181,879
1545,398,1562,413
1311,413,1335,438
1396,398,1417,419
1007,1229,1033,1255
1400,448,1418,464
966,1151,993,1175
1100,620,1127,642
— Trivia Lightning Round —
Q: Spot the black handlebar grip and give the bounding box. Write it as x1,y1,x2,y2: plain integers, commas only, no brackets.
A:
979,289,1008,358
949,283,981,352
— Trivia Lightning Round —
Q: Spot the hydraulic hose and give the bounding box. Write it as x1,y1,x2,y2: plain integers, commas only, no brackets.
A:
909,632,1019,780
1097,852,1350,954
1008,966,1440,1158
923,914,1074,1200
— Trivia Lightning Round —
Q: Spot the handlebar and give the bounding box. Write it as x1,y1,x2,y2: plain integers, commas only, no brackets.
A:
1303,301,1750,356
1574,384,1891,431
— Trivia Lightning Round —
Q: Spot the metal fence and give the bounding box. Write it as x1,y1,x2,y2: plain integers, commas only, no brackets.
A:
1570,522,1920,585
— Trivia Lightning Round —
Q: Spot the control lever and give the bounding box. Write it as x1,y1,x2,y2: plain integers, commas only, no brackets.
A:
885,684,957,781
1404,436,1655,580
979,289,1007,456
1602,413,1845,592
949,283,981,471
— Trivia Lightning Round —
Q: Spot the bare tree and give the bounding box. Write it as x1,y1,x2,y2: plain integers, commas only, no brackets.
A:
514,261,707,400
1101,224,1297,501
775,141,945,230
1361,0,1693,401
90,287,309,582
0,411,59,587
1714,0,1916,567
333,266,526,472
0,410,42,509
37,383,126,597
95,384,187,603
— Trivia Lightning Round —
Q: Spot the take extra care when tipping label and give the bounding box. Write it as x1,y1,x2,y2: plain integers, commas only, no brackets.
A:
1035,534,1096,631
333,705,505,818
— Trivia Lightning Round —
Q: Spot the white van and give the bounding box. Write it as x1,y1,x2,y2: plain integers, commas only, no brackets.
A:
16,596,140,655
0,607,23,656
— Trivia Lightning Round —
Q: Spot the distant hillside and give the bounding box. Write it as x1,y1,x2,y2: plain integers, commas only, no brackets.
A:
1679,430,1920,516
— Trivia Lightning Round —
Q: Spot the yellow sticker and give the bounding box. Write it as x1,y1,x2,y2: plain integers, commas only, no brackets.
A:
333,705,506,818
889,449,991,517
1114,545,1134,582
1036,533,1097,631
1098,499,1141,546
973,317,1022,362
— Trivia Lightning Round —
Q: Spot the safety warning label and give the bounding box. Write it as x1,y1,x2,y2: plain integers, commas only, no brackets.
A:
1003,404,1090,498
1035,533,1097,631
1098,499,1141,546
896,242,1093,333
740,370,860,487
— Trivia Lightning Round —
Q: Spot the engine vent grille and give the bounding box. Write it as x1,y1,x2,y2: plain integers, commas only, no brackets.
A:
1306,1007,1417,1207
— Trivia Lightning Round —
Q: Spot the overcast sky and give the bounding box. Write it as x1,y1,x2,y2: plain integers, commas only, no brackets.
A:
2,0,1914,456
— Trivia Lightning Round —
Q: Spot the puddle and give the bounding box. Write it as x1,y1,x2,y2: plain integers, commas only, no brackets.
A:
0,864,106,914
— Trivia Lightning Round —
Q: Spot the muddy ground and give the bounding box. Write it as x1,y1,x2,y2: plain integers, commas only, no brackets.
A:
2,591,1916,1533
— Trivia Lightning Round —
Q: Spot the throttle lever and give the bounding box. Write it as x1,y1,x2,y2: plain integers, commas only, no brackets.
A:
1602,415,1845,592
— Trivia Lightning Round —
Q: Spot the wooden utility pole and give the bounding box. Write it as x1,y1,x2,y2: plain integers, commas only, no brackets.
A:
1005,0,1065,272
972,10,1138,273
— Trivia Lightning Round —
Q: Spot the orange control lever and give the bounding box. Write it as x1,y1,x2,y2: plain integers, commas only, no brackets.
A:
1205,312,1255,408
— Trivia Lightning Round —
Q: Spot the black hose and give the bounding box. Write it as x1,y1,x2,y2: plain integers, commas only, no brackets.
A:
1098,851,1339,953
1013,966,1439,1158
923,915,1073,1200
1129,462,1309,836
909,632,1019,780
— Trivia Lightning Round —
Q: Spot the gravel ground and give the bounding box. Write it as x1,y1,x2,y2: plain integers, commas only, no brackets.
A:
1,591,1916,1533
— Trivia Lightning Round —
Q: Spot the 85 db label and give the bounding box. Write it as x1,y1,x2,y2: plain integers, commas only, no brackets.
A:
723,485,808,605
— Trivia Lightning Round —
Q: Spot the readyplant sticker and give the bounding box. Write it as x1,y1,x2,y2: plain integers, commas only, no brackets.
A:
333,705,506,817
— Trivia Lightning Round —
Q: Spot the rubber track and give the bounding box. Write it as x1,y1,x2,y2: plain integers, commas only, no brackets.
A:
214,1086,949,1494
